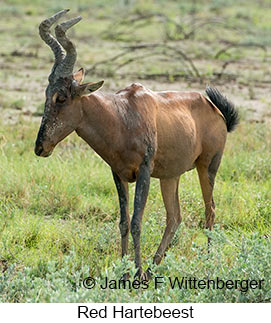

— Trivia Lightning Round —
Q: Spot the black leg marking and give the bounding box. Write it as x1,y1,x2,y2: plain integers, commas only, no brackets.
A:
131,148,153,274
208,152,222,188
206,152,222,250
112,171,130,257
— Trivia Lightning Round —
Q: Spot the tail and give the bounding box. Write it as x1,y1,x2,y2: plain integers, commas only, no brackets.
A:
205,86,239,132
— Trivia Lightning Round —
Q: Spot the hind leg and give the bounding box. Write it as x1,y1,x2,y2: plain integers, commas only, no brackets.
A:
196,153,222,241
153,177,181,265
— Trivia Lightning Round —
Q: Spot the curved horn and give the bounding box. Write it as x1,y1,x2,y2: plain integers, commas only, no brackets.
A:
54,16,82,78
39,9,70,82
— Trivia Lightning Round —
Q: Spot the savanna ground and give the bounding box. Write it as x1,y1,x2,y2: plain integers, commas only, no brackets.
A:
0,0,271,302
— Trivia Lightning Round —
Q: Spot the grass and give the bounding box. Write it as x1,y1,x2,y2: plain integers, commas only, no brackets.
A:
0,119,270,302
0,0,271,303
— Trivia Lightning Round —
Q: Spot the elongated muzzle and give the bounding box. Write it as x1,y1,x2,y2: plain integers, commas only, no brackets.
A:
34,121,55,157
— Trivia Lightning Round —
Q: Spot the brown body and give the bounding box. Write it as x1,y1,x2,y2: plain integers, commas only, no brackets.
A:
35,11,238,279
76,84,226,182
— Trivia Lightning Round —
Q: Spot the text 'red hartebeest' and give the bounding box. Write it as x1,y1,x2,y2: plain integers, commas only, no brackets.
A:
35,10,239,279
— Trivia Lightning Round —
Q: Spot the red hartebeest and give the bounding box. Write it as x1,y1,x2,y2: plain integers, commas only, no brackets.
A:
35,10,239,279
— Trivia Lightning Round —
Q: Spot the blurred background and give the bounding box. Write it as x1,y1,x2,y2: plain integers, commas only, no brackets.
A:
1,0,271,122
0,0,271,303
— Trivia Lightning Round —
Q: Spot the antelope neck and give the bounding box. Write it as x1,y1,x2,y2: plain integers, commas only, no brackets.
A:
75,93,121,166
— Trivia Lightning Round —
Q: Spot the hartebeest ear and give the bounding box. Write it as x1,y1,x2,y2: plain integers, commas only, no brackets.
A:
77,80,104,96
73,68,85,84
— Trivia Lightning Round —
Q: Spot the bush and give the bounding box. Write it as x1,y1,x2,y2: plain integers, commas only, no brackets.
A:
1,229,270,302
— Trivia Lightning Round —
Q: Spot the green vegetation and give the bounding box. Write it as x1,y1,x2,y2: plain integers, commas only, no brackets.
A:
0,121,270,302
0,0,271,302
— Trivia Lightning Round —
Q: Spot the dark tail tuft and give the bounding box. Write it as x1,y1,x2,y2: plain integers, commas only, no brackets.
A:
206,86,239,132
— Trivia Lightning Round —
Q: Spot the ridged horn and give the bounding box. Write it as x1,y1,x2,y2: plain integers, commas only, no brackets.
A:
39,9,70,82
54,16,82,78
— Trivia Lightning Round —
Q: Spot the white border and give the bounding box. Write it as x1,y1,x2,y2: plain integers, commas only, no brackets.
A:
1,303,270,322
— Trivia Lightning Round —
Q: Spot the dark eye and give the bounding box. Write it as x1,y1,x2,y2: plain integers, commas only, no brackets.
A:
56,95,66,104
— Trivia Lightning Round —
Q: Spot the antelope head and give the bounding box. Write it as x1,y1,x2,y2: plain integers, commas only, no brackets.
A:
35,9,104,157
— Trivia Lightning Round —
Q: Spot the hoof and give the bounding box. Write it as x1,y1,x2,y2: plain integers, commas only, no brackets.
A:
134,267,152,281
145,267,153,281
